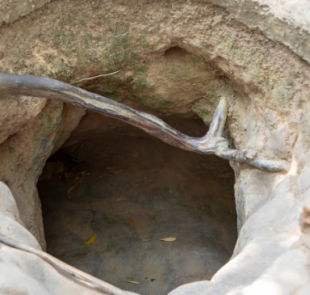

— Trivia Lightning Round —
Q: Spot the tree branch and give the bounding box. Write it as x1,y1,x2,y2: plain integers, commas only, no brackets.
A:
0,73,288,172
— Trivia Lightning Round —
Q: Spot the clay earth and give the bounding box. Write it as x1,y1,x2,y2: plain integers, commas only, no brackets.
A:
0,0,310,294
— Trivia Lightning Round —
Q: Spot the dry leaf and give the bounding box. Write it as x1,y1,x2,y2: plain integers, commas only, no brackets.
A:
67,185,76,199
68,171,89,199
160,237,176,242
107,167,123,174
111,170,123,174
128,218,134,225
115,198,128,203
121,279,139,284
74,171,86,184
84,233,97,245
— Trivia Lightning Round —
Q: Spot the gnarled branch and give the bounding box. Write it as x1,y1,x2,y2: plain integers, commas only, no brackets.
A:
0,73,288,172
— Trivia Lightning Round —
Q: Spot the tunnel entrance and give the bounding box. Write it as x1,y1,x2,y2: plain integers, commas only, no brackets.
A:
37,116,237,295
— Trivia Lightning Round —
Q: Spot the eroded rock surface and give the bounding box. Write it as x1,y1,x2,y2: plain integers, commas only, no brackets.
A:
0,0,310,295
0,181,137,295
0,100,85,247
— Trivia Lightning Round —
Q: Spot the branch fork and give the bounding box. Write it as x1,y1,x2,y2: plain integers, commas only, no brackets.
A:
0,73,288,172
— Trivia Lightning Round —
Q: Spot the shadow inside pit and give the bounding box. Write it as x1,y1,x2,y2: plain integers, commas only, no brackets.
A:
37,118,237,295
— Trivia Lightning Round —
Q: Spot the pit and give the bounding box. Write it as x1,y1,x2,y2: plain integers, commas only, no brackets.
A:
37,114,237,295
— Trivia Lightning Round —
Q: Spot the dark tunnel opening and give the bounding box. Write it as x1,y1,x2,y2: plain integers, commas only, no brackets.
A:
37,116,237,295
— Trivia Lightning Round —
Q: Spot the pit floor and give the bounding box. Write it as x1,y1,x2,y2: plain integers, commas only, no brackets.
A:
38,121,237,295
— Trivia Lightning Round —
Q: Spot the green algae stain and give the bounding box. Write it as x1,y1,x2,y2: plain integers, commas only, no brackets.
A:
133,76,151,91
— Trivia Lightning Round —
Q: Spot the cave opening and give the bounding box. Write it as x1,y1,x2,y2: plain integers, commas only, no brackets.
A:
37,113,237,295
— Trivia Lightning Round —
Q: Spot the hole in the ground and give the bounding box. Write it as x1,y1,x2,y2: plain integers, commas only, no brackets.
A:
164,46,189,60
37,116,237,295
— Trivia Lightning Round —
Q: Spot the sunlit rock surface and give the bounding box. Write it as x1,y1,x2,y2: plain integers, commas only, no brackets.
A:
0,0,310,294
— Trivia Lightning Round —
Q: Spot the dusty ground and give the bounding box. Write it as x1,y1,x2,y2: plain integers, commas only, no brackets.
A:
38,118,237,295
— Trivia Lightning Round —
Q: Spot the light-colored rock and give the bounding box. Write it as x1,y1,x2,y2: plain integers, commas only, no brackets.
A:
0,182,133,295
296,283,310,295
0,0,310,295
0,0,50,26
0,96,46,145
168,281,212,295
0,101,85,248
0,181,21,222
237,249,309,295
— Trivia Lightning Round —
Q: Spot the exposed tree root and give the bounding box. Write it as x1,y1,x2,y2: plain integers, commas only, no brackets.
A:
0,73,288,172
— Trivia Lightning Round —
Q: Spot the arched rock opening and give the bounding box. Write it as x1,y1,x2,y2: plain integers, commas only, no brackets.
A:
37,114,237,295
2,0,309,293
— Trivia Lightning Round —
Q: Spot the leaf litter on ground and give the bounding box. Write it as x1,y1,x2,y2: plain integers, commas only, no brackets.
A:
160,237,176,242
121,279,139,284
106,167,123,174
84,233,97,245
67,171,89,199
